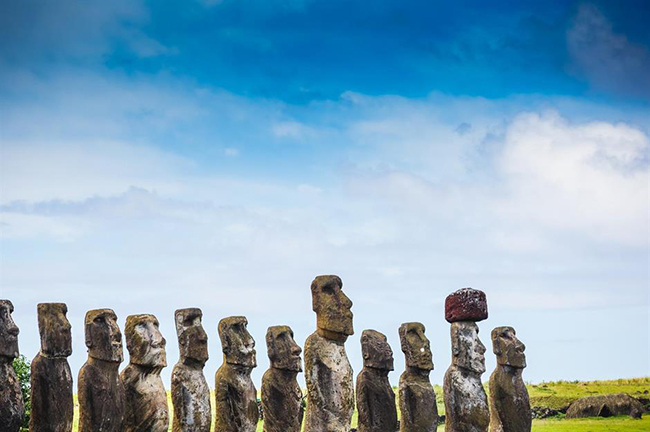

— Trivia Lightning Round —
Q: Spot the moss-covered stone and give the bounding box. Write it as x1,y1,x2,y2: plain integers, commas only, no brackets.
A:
78,309,125,432
444,321,489,432
172,308,211,432
0,299,24,432
121,314,169,432
29,303,73,432
398,323,437,432
214,316,258,432
357,330,397,432
261,325,303,432
489,326,531,432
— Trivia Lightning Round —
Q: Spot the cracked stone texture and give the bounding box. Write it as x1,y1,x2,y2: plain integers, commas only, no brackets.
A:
304,275,355,432
489,326,531,432
445,288,488,323
78,309,125,432
0,299,24,432
172,308,211,432
121,314,169,432
356,330,397,432
29,303,74,432
214,316,258,432
398,323,437,432
262,325,303,432
444,321,489,432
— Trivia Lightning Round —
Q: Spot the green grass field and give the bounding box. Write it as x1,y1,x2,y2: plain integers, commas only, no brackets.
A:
66,377,649,432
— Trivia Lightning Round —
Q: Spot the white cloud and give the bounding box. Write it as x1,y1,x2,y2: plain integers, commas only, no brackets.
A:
496,111,649,246
0,140,191,203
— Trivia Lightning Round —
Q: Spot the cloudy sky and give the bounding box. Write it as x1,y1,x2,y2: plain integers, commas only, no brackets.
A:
1,0,648,387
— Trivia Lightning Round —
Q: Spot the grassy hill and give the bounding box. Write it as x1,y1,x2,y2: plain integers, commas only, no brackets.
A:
65,377,650,432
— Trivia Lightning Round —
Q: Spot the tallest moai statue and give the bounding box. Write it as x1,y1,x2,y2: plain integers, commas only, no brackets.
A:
304,275,355,432
443,288,490,432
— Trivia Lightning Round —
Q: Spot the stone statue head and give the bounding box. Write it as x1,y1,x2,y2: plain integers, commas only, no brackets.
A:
450,321,486,374
38,303,72,358
491,326,526,368
125,314,167,368
85,309,123,363
175,308,208,365
0,300,20,360
219,316,256,368
399,322,433,371
266,325,302,372
361,329,394,371
311,275,353,337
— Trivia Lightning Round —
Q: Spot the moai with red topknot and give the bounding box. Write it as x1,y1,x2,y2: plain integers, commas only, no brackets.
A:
444,288,490,432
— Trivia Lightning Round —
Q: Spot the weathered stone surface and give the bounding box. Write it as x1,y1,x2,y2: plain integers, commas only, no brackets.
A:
215,316,258,432
29,303,74,432
444,321,489,432
304,275,355,432
398,323,437,432
78,309,125,432
356,330,397,432
566,394,644,419
261,325,303,432
445,288,488,323
172,308,211,432
0,300,24,432
489,326,531,432
311,275,354,342
121,314,169,432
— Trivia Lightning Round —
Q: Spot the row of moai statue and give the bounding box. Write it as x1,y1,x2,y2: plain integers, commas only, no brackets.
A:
0,277,531,432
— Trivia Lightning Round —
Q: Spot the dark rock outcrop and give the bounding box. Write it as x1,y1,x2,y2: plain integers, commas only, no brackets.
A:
566,394,645,419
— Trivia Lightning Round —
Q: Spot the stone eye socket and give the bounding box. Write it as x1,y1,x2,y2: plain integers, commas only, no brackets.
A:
94,316,105,324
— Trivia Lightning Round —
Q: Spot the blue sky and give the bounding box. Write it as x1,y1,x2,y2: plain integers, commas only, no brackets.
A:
1,0,648,387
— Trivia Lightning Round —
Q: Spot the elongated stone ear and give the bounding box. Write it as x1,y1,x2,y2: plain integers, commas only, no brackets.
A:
451,333,460,357
84,322,93,348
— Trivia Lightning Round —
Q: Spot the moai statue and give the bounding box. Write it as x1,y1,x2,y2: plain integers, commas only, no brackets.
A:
121,314,169,432
356,329,397,432
172,308,211,432
304,275,355,432
0,300,24,432
29,303,74,432
261,325,303,432
214,316,258,432
398,322,437,432
444,288,490,432
78,309,125,432
489,327,531,432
